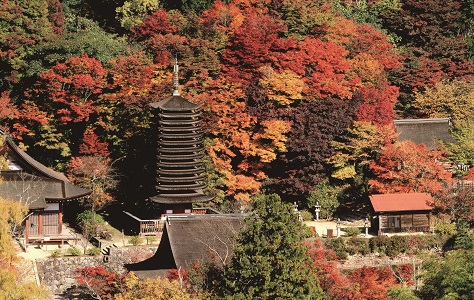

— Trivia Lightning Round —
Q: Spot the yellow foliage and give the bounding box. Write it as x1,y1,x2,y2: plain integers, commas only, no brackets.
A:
116,0,160,30
413,79,474,126
114,272,196,300
259,66,304,105
0,198,28,263
259,120,291,153
348,53,383,86
0,267,49,300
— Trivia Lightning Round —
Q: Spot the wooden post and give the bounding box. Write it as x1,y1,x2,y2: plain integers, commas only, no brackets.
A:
38,213,43,235
58,211,63,234
25,217,29,245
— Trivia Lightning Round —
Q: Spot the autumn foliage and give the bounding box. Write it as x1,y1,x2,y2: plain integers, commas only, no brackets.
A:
0,0,471,216
369,141,453,194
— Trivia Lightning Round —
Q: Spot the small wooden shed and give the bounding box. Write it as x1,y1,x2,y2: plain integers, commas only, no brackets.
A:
369,193,433,235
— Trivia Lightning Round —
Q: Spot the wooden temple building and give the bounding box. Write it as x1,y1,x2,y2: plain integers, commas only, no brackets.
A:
0,129,91,244
369,193,433,235
148,60,214,216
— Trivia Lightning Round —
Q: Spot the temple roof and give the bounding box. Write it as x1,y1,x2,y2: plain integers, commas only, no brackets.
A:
394,118,455,150
126,214,246,277
0,129,91,208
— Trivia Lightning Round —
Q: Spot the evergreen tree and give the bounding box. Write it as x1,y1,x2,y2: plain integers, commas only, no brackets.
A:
221,194,324,299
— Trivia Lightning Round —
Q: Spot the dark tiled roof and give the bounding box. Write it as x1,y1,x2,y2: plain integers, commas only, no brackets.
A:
127,214,245,276
150,95,201,111
394,118,455,149
369,193,433,213
0,130,91,208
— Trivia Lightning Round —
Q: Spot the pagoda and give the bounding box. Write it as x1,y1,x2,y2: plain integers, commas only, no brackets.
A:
149,60,214,215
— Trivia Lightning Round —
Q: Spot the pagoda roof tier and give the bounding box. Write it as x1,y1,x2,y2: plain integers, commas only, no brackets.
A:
159,120,201,125
159,112,201,118
159,153,204,160
158,175,206,182
158,162,204,168
158,146,203,153
158,140,202,146
159,153,204,161
160,133,203,139
159,126,201,132
157,183,206,190
158,169,205,175
149,194,214,204
150,95,201,111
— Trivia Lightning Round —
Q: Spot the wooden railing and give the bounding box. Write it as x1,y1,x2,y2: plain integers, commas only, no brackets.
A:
139,220,164,237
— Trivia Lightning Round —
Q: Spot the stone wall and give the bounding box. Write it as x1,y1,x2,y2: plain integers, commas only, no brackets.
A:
36,247,156,294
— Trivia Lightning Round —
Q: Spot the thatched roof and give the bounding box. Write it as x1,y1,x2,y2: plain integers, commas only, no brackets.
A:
0,129,91,208
126,214,246,278
394,118,455,149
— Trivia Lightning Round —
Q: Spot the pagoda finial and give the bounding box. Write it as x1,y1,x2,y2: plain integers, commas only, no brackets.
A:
172,57,180,96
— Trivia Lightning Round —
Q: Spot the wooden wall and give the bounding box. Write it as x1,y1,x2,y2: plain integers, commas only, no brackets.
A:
377,211,430,234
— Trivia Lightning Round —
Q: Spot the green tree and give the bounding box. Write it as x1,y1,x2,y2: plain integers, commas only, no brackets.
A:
0,0,54,90
222,194,324,299
388,285,420,300
418,249,474,299
307,180,341,220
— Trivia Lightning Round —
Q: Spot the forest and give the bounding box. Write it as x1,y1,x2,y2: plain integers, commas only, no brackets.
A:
2,0,474,299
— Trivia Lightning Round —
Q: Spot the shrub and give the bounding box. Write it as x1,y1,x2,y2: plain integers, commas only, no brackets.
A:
387,235,407,257
344,226,361,237
67,247,81,256
128,236,144,246
324,238,348,260
299,210,313,221
50,249,62,257
86,247,101,256
146,236,158,245
346,237,370,256
370,235,391,255
436,221,456,236
76,210,106,238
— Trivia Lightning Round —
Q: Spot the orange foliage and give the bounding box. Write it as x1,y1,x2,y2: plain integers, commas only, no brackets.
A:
0,91,18,120
194,78,290,201
199,1,245,35
369,141,453,194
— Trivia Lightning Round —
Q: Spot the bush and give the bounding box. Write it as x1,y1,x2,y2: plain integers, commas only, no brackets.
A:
146,236,158,245
369,235,391,255
344,226,361,237
67,247,81,256
436,221,456,236
50,249,62,257
387,235,407,257
76,210,106,237
128,235,144,246
346,237,370,256
299,210,313,221
86,247,101,256
324,238,348,260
